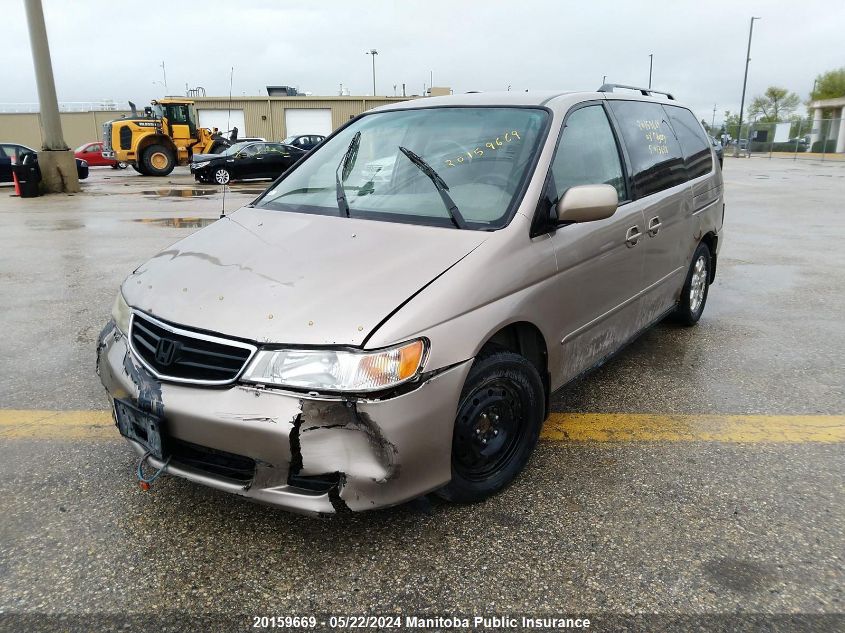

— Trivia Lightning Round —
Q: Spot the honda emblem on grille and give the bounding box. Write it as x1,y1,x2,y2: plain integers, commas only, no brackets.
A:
154,338,178,366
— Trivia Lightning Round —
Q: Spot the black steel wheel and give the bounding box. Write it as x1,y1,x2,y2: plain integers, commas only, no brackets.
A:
439,350,544,503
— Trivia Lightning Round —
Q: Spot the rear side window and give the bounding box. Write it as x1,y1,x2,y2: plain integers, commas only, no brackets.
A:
550,104,626,202
664,105,712,179
608,100,686,198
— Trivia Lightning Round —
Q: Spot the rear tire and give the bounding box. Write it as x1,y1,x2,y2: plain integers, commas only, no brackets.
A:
438,350,544,503
675,242,711,326
141,144,175,176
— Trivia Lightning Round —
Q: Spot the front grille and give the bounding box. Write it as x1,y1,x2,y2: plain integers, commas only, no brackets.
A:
102,123,112,151
169,438,256,484
130,312,255,384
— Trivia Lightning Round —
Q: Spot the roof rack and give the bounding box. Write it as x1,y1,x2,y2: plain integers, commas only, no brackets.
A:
597,83,675,101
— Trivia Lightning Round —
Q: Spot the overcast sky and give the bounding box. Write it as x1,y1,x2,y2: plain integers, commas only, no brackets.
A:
3,0,843,125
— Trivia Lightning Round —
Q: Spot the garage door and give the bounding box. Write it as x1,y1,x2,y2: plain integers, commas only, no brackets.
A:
284,109,332,137
197,109,246,136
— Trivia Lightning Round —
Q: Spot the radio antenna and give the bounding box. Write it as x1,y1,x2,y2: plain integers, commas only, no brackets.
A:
220,184,227,219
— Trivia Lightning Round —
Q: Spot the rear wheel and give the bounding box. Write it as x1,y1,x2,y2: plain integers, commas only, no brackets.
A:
213,167,231,185
116,161,128,170
675,242,711,326
438,350,544,503
141,144,175,176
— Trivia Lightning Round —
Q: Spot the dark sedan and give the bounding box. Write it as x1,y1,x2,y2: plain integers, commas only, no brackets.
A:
281,134,325,151
0,143,89,183
190,141,306,184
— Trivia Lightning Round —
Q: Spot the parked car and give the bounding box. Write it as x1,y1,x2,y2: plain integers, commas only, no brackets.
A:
710,136,723,167
74,142,127,169
0,143,89,183
98,86,723,515
281,134,325,151
190,141,306,184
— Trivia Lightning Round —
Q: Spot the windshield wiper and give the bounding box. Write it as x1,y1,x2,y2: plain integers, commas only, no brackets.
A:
335,131,361,218
398,146,467,229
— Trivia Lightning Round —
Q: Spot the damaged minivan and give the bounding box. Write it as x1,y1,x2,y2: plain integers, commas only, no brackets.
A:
97,85,723,514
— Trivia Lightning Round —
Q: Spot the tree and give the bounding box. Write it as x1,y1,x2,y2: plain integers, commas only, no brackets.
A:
748,86,801,122
810,67,845,101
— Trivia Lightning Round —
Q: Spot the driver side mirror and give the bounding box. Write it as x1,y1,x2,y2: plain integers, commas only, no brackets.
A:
556,184,618,223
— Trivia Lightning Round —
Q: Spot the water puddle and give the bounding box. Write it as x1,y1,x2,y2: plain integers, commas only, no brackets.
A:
141,188,217,197
133,217,217,228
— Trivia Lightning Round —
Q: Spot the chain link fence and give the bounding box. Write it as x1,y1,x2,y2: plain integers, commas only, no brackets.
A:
719,116,844,160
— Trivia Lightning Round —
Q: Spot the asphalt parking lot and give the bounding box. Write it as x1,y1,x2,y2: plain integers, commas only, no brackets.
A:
0,158,843,631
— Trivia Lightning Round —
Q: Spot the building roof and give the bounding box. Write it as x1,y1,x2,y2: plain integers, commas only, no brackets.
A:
810,96,845,109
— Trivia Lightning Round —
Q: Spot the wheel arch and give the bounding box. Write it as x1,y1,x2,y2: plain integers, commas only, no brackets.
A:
480,321,550,419
700,231,718,283
137,135,176,158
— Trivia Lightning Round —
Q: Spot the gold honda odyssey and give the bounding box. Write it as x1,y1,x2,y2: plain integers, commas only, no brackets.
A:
98,85,724,514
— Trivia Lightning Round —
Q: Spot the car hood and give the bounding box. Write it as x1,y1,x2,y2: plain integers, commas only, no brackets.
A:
190,154,218,163
122,206,487,346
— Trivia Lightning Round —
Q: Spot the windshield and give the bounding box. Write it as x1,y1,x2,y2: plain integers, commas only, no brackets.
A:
257,107,548,230
219,142,250,156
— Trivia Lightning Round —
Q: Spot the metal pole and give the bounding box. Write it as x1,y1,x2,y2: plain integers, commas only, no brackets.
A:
24,0,66,150
161,61,167,92
366,49,378,96
648,54,653,89
711,104,717,130
734,16,761,157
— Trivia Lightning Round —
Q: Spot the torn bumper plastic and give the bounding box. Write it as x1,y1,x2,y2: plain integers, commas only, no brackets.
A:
97,321,472,515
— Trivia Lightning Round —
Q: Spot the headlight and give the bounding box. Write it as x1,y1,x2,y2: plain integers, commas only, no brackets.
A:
111,290,131,335
242,339,427,392
191,162,209,170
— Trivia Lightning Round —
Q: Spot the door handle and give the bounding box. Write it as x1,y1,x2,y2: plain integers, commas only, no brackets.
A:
647,216,662,237
625,226,642,247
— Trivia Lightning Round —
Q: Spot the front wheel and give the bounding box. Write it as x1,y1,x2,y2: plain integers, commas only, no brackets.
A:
141,144,175,176
675,242,711,326
212,167,231,185
116,161,128,170
438,350,545,503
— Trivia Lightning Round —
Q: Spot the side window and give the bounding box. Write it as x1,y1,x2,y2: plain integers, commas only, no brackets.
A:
240,144,259,157
550,104,626,202
664,105,712,180
608,100,686,198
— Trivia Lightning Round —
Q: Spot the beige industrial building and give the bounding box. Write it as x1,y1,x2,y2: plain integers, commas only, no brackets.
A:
0,95,416,150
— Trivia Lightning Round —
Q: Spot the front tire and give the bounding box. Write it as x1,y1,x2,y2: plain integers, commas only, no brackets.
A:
212,167,231,185
141,144,175,176
439,350,545,503
675,242,711,326
116,161,128,170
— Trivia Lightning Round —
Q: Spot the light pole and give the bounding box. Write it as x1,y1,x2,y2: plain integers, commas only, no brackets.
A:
712,104,717,130
648,54,653,89
366,49,378,96
735,16,761,157
23,0,79,192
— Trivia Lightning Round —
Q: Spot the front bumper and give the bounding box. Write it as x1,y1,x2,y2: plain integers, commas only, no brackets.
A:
96,321,471,515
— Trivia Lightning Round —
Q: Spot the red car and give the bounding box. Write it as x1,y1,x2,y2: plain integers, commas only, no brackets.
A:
74,142,127,169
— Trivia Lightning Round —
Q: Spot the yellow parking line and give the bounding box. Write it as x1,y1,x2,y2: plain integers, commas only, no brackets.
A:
542,412,845,443
0,409,843,443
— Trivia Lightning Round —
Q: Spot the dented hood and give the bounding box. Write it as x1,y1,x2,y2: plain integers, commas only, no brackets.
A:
122,206,487,346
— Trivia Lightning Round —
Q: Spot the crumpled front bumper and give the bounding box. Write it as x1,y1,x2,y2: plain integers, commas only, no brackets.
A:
96,321,471,515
